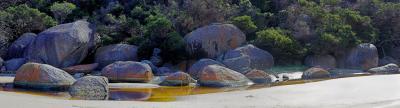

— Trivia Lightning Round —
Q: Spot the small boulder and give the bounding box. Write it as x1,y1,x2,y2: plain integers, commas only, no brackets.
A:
188,59,225,79
5,58,27,71
245,70,272,84
338,43,378,71
159,72,196,86
101,61,153,82
184,24,246,58
95,44,138,69
302,67,330,79
368,63,399,74
14,63,76,89
69,76,109,100
198,65,253,87
24,21,97,68
304,54,336,69
62,63,99,74
219,44,274,73
7,33,36,59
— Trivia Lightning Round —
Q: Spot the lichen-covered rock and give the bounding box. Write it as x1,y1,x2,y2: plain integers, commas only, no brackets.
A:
368,63,399,74
7,33,36,59
219,44,274,73
14,63,76,89
24,21,97,68
62,63,98,74
245,70,272,84
305,54,336,69
302,67,330,79
101,61,153,82
69,76,109,100
184,24,246,58
338,43,378,71
95,44,138,69
160,72,196,86
4,58,27,71
198,65,253,87
188,59,225,79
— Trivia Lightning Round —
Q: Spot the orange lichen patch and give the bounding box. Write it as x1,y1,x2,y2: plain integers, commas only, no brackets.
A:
62,63,98,74
14,63,42,83
245,70,269,78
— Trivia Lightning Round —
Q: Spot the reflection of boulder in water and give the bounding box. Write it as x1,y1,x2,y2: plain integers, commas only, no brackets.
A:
149,86,195,101
108,83,158,101
109,88,152,101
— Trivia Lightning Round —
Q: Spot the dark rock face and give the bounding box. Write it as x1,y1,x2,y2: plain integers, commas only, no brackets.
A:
302,67,330,79
388,46,400,62
62,63,99,74
159,72,196,86
379,56,399,66
198,65,253,87
7,33,36,59
188,58,225,79
14,63,76,89
4,58,27,71
24,21,97,68
304,55,336,69
101,61,153,82
338,43,379,71
219,44,274,74
368,63,399,74
95,44,138,69
184,24,246,58
69,76,109,100
245,70,272,84
156,67,175,76
141,60,159,75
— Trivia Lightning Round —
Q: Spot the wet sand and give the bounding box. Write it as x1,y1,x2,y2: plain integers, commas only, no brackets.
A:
1,74,400,108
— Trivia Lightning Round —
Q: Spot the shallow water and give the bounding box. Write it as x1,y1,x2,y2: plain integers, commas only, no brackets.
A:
0,71,372,102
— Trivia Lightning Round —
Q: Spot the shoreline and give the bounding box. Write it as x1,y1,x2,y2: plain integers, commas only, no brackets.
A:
1,74,400,108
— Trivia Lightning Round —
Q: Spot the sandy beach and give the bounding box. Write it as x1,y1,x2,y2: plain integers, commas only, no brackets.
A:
1,74,400,108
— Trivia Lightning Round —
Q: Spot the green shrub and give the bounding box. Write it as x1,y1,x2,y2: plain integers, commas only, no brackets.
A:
0,4,56,41
50,1,77,23
232,15,257,34
253,28,307,65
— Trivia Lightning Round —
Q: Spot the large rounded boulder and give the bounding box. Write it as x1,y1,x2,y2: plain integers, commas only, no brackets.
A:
7,33,36,59
368,63,399,74
101,61,153,82
198,65,253,87
184,24,246,58
160,72,196,86
338,43,379,71
219,44,274,74
24,21,97,68
188,59,225,79
14,63,76,89
302,67,330,79
69,76,109,100
304,54,336,69
95,44,138,69
245,70,273,84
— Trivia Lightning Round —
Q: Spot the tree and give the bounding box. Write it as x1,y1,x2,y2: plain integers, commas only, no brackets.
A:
253,28,307,65
50,1,77,23
232,15,257,34
0,4,56,41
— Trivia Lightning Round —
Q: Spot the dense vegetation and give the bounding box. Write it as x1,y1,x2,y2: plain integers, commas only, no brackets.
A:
0,0,399,65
